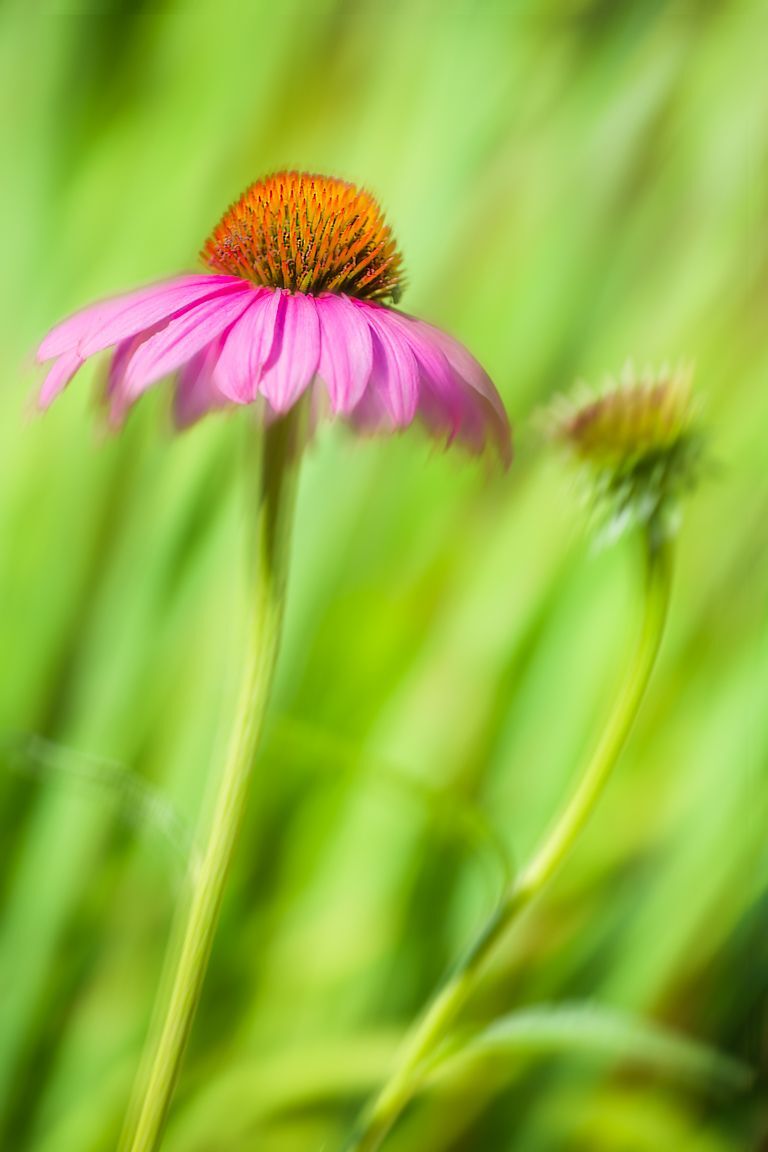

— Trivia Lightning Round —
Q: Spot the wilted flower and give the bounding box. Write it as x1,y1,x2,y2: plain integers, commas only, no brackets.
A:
37,171,510,461
548,363,703,540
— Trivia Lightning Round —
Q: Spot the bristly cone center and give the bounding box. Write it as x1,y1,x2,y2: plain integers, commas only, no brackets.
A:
202,171,404,303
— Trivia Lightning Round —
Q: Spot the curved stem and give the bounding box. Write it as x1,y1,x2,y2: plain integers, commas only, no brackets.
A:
346,531,673,1152
119,408,304,1152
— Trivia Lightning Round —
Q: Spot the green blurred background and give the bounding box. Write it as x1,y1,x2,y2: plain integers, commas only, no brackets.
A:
1,2,766,1150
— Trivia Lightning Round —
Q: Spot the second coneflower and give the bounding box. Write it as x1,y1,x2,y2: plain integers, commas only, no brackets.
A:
38,171,510,460
344,363,704,1152
547,363,703,541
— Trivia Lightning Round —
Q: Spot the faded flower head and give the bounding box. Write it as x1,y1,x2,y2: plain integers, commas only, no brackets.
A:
548,363,703,541
36,171,510,462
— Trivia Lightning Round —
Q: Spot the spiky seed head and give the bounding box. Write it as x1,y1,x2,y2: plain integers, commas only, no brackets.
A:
202,171,404,303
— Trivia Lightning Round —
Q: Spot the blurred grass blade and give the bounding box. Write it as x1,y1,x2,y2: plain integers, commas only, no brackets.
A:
432,1003,753,1094
164,1033,401,1152
2,733,197,879
271,715,513,895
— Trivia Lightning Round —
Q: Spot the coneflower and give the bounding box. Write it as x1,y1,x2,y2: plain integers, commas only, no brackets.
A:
36,172,511,1152
38,171,510,460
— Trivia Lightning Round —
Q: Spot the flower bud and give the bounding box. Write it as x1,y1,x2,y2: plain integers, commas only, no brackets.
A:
547,363,703,542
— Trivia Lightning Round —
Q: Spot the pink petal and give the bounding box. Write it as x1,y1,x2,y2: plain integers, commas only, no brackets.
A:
38,352,84,409
121,289,256,401
414,318,511,464
258,292,321,413
354,302,419,426
213,288,281,403
105,321,168,425
315,294,373,413
173,340,231,429
381,311,464,440
106,339,138,401
346,383,391,434
37,274,244,362
39,285,168,362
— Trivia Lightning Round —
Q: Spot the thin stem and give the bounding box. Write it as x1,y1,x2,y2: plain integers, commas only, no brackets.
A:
119,408,304,1152
346,531,673,1152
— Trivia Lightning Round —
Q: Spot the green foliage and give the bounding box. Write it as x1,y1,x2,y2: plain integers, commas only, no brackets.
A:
1,2,765,1149
434,1003,752,1094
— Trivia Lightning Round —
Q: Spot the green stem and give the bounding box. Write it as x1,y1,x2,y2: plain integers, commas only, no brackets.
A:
119,408,304,1152
346,531,673,1152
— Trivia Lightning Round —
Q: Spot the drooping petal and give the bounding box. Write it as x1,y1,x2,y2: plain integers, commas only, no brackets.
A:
38,352,85,409
120,289,256,403
105,338,146,426
354,301,419,426
315,294,373,413
37,274,244,362
213,288,281,403
173,339,231,429
105,321,175,425
413,317,512,464
379,310,465,443
346,303,510,461
39,284,172,362
258,292,321,413
106,338,138,402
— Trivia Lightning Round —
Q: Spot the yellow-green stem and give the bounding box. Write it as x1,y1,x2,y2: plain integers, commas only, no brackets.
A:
346,531,673,1152
119,408,304,1152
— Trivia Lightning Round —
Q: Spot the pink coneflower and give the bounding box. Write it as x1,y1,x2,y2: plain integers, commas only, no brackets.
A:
37,171,510,461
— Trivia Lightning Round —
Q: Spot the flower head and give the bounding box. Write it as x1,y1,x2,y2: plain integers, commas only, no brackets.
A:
548,363,703,540
202,172,404,302
36,171,510,462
